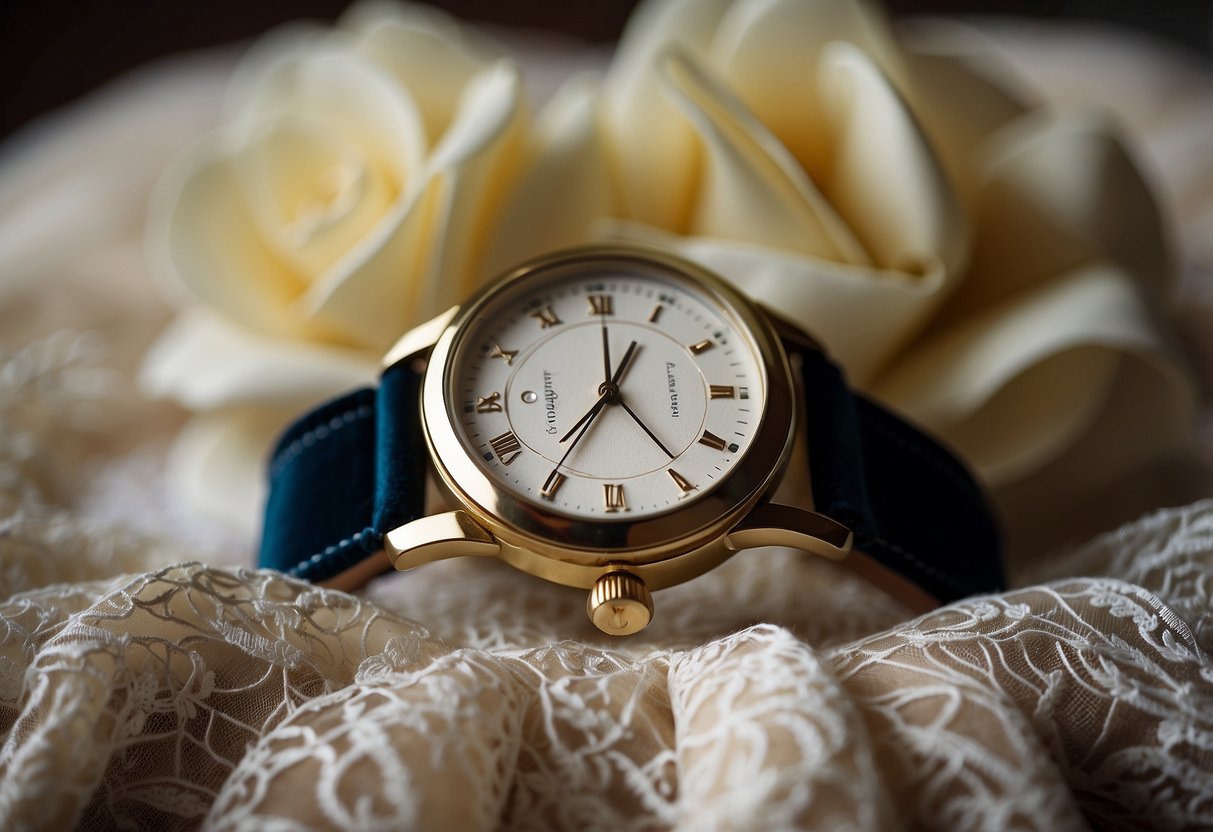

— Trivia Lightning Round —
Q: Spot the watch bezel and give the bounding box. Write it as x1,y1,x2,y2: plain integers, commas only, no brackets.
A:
418,243,797,569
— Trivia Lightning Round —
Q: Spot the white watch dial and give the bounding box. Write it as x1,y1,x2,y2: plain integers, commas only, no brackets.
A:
447,264,766,521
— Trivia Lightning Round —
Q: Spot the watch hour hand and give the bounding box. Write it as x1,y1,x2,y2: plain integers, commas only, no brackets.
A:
609,340,639,387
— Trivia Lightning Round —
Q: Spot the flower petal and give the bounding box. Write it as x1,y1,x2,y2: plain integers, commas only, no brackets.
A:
818,41,968,276
156,137,312,339
661,50,869,263
419,60,529,313
345,1,495,144
481,73,617,277
711,0,911,182
939,109,1173,326
236,113,399,279
139,308,377,411
160,40,432,349
603,0,734,228
294,60,526,346
990,110,1172,293
290,184,434,351
874,262,1194,484
899,21,1032,207
239,41,427,180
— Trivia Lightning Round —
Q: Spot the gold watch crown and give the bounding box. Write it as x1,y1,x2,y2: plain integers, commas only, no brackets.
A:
587,570,654,636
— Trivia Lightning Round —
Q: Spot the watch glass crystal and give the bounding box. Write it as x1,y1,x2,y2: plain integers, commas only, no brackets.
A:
446,257,767,522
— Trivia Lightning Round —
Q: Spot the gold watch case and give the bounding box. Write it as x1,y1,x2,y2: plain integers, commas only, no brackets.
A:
381,244,858,634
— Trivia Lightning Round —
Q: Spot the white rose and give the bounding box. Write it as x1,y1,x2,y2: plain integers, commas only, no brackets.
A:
141,3,532,532
560,0,1194,548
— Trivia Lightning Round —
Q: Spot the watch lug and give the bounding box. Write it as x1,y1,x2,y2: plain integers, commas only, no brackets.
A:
764,310,828,356
384,510,500,571
726,503,852,560
382,305,459,371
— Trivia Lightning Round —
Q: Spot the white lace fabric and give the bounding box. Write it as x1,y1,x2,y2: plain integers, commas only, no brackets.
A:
3,20,1213,832
2,536,1212,830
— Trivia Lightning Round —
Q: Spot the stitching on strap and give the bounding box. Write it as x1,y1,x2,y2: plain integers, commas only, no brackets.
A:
287,528,377,577
270,404,374,479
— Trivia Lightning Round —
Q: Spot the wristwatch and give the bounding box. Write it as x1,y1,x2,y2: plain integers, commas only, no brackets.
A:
258,244,1003,634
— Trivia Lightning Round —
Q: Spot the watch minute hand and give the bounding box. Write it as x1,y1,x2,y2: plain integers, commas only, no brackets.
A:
610,340,639,386
616,395,675,458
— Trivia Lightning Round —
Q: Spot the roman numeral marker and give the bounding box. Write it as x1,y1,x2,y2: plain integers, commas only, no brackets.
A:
529,305,562,328
699,430,727,451
489,431,522,465
539,470,566,500
648,305,664,323
689,339,713,355
603,483,627,513
488,343,518,365
587,294,613,316
709,385,735,399
475,391,502,413
668,468,696,494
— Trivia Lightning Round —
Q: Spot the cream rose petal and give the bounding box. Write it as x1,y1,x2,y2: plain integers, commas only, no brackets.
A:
237,113,398,279
297,60,525,343
868,97,1194,489
162,42,431,348
234,46,435,347
711,0,911,183
418,60,528,313
290,181,433,352
943,110,1173,320
819,41,968,276
994,356,1195,551
604,0,734,228
898,24,1033,207
157,138,310,339
239,42,427,180
346,2,492,143
140,308,378,412
873,262,1191,484
481,73,616,277
983,110,1173,294
661,50,868,263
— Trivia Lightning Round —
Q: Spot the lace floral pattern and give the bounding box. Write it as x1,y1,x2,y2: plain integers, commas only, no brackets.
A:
2,557,1212,829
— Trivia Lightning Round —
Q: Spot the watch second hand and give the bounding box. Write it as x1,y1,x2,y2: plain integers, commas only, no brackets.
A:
552,393,603,473
615,395,674,458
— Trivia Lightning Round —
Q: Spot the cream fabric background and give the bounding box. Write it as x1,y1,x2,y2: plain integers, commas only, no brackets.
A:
1,17,1212,832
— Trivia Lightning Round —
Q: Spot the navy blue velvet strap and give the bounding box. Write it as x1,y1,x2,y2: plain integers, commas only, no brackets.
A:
258,361,426,582
800,350,1004,603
